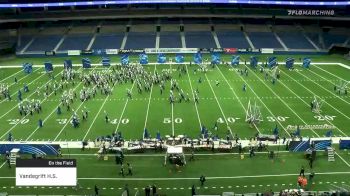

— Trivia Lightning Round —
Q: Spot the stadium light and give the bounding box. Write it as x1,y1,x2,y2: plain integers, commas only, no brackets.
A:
0,0,349,8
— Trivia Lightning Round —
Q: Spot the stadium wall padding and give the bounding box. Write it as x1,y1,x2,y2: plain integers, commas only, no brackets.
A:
339,140,350,150
288,140,310,152
0,144,60,155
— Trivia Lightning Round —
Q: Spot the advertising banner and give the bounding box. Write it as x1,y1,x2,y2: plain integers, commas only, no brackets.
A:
261,48,274,54
45,51,55,56
81,49,93,55
119,49,145,54
67,50,81,56
105,49,118,55
224,48,238,54
145,48,198,54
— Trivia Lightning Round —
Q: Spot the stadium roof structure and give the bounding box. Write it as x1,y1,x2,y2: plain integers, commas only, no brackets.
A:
0,0,349,8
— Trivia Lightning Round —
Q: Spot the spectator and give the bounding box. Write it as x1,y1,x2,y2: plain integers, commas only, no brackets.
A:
309,157,314,169
6,152,11,169
124,184,130,196
120,164,125,177
127,163,132,176
94,185,99,196
191,185,196,196
200,175,206,186
309,172,315,181
299,166,305,176
152,184,157,196
145,186,151,196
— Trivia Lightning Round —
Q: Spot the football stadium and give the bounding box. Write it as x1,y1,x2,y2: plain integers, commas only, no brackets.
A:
0,0,349,195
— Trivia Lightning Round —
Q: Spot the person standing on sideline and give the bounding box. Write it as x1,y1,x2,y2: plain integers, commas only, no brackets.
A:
152,184,157,196
127,163,133,176
6,151,11,168
300,166,305,176
145,186,151,196
309,157,314,169
200,175,206,186
124,184,130,196
191,185,196,196
189,149,194,161
120,164,125,177
94,185,99,196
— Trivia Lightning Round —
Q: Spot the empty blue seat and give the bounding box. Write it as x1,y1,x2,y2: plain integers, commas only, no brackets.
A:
91,34,124,49
124,32,156,49
323,33,348,48
185,31,216,48
58,34,92,51
306,33,322,48
16,36,32,52
277,32,315,49
58,34,92,50
159,32,182,48
216,31,250,48
26,35,61,52
248,32,282,49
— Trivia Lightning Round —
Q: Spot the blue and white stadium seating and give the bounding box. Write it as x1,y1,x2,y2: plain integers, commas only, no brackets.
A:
26,35,61,52
125,32,156,49
185,31,216,48
216,31,250,49
58,34,93,51
15,19,350,54
248,32,282,49
159,32,182,48
277,32,315,49
91,34,124,49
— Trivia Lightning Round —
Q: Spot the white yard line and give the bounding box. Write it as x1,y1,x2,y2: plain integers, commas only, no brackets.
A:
0,161,6,169
279,70,347,136
53,67,102,141
335,152,350,168
0,69,65,140
302,69,350,105
62,151,291,156
143,65,157,139
171,101,174,136
82,91,114,141
314,64,347,82
216,66,261,134
338,63,350,70
0,68,23,83
74,171,350,181
231,67,291,137
54,102,85,141
114,81,136,134
185,64,202,129
280,69,350,136
0,67,43,105
204,74,233,137
0,171,349,180
25,68,84,141
170,63,175,136
245,65,320,137
0,67,40,89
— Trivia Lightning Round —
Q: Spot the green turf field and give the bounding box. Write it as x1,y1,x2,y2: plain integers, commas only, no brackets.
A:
0,54,349,195
1,149,350,195
0,54,349,141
